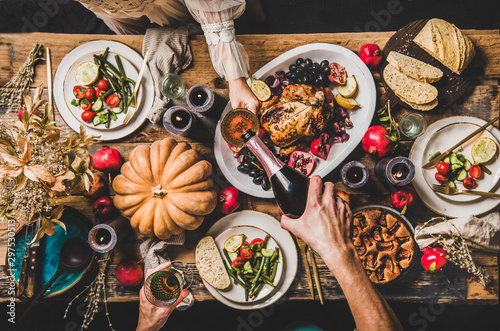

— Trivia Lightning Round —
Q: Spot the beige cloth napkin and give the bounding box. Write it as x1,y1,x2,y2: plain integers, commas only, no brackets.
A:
142,24,201,124
415,213,500,253
139,233,185,270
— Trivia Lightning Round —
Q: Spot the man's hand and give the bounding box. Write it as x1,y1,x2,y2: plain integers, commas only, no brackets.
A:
136,262,190,331
228,77,261,114
280,176,356,274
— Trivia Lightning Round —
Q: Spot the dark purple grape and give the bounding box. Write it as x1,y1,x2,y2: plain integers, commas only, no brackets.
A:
289,64,298,73
312,63,320,73
296,70,305,78
237,164,250,174
253,176,263,185
304,76,311,84
297,76,306,84
285,72,293,79
296,58,304,65
249,169,258,177
322,66,331,75
305,58,312,68
261,177,271,191
320,60,329,68
299,62,308,71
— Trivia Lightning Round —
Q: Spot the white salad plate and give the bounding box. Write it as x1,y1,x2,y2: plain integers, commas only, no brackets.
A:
54,40,154,141
214,43,377,198
214,225,283,303
421,122,500,202
409,116,500,218
204,211,298,310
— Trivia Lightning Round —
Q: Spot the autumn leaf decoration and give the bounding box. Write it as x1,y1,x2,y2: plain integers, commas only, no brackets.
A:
0,85,99,241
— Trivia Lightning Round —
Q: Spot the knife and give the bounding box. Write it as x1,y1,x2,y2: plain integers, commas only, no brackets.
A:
422,117,499,168
24,218,43,299
308,248,324,304
296,237,314,300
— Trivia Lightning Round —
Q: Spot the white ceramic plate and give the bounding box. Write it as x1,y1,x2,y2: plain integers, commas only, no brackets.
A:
214,43,377,198
54,40,154,141
63,51,144,130
214,225,283,303
410,116,500,217
422,122,500,202
204,211,298,310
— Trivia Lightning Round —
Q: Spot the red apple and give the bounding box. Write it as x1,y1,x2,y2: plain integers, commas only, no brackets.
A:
390,186,417,214
116,258,143,288
92,196,115,218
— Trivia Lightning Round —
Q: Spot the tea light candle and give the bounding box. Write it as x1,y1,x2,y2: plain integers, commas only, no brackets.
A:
375,156,415,187
163,106,195,135
186,84,215,114
341,161,369,189
88,217,130,253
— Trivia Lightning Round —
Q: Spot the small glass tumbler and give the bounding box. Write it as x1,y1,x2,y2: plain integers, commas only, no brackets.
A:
144,261,193,308
399,113,427,139
160,73,185,99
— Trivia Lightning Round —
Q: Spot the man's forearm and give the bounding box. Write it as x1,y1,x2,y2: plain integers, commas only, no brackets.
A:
324,251,403,331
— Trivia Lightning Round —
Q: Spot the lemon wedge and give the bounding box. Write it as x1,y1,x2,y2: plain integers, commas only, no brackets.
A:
74,61,99,86
250,77,271,102
338,76,358,98
224,234,244,253
335,94,360,109
472,137,497,164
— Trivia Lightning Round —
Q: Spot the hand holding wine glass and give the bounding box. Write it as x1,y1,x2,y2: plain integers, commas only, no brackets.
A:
136,262,190,331
280,176,357,275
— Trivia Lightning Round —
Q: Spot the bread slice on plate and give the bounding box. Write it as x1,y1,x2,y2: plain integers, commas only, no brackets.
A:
383,64,438,104
398,94,438,111
196,236,231,290
387,51,443,83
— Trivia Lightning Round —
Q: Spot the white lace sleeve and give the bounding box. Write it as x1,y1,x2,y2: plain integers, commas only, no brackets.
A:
185,0,249,81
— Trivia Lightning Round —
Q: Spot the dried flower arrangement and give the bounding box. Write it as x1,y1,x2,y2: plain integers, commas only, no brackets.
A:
0,86,98,241
417,217,492,287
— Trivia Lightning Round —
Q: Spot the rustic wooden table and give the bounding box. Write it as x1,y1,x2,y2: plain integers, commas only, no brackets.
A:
0,30,498,305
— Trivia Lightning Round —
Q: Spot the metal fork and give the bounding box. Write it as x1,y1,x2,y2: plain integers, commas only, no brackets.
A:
296,237,315,300
123,48,150,125
432,184,500,198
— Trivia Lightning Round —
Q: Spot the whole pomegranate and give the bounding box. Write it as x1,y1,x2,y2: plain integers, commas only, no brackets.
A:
93,147,122,172
362,125,394,158
219,186,241,214
359,44,383,68
116,259,143,288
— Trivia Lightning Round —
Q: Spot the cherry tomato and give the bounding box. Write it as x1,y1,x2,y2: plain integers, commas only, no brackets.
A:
250,238,264,251
469,165,482,179
436,162,451,176
435,172,448,183
106,94,120,108
231,256,246,268
328,62,347,85
463,176,476,189
73,86,85,99
81,110,96,122
96,87,106,97
80,98,92,111
84,88,96,102
240,245,253,259
97,79,110,91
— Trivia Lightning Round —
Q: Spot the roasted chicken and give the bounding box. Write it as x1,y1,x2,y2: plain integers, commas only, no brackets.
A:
259,84,334,147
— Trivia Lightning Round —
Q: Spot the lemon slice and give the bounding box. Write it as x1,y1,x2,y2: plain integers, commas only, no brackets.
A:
338,76,358,98
224,234,244,252
335,94,360,109
250,77,271,102
472,137,497,164
74,61,100,86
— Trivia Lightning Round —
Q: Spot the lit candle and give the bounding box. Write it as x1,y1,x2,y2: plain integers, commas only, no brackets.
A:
341,161,369,189
88,217,131,253
375,156,415,187
163,106,195,135
186,84,215,114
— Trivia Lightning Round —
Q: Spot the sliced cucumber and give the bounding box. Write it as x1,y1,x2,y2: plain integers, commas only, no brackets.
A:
444,155,451,164
97,109,109,116
451,163,463,171
110,112,118,121
110,107,123,114
445,181,456,188
450,153,462,165
457,169,467,181
92,98,103,111
92,116,101,126
228,252,238,261
457,154,467,164
464,159,472,171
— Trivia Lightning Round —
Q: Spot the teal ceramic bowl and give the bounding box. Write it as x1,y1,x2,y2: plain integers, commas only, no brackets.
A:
8,207,94,297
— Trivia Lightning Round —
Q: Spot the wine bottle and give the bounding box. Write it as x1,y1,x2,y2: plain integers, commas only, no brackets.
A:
242,130,309,218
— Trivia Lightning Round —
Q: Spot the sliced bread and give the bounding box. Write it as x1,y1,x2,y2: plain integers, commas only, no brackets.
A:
196,236,231,290
383,64,438,104
387,51,443,83
413,19,475,74
398,94,438,111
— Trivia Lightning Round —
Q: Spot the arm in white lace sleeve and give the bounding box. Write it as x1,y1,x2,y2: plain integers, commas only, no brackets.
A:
185,0,249,81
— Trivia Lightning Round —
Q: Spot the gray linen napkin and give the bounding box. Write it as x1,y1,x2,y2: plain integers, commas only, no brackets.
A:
142,24,201,124
139,233,185,270
415,213,500,253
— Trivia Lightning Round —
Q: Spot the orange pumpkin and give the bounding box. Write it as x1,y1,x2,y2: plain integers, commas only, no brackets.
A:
112,138,217,239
